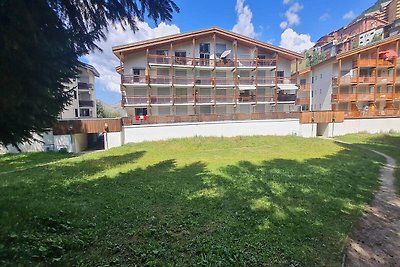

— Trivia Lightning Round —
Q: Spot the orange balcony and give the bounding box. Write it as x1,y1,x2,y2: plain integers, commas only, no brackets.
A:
358,76,376,84
149,75,172,85
237,77,255,85
353,58,394,68
215,77,235,86
174,76,194,85
173,56,194,66
257,77,276,85
376,92,393,100
193,58,213,67
148,54,172,65
194,77,214,86
394,93,400,100
332,93,357,102
296,98,310,105
357,93,375,101
376,76,394,84
277,77,297,84
298,84,311,91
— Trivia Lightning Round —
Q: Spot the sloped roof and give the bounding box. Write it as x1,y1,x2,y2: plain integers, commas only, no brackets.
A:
79,62,100,77
112,27,303,60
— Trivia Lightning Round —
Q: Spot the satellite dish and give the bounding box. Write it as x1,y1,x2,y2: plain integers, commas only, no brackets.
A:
220,50,232,58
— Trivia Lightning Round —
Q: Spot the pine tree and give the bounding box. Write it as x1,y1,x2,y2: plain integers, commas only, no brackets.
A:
0,0,179,147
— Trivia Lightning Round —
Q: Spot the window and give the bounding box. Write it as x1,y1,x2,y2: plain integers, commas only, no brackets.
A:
216,43,226,58
133,69,141,82
135,108,148,116
80,108,90,117
175,51,187,65
74,109,78,118
277,71,284,78
199,43,210,53
156,50,168,56
320,89,322,94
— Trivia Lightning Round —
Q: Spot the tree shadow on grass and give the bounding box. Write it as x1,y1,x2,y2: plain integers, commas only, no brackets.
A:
0,144,384,266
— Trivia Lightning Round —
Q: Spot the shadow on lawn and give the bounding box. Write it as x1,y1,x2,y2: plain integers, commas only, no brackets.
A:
0,144,384,266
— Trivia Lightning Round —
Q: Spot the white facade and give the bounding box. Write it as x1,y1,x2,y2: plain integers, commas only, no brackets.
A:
60,63,99,119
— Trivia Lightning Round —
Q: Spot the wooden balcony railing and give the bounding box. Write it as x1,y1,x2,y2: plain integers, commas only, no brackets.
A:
174,95,194,104
196,95,214,103
238,94,256,102
215,95,235,103
339,76,358,84
148,54,172,65
149,95,173,104
353,58,394,68
123,96,148,105
215,77,235,86
331,93,357,102
257,58,277,67
277,77,297,84
296,98,310,105
237,77,255,85
376,92,393,100
193,58,213,67
149,75,171,84
122,75,147,84
344,109,400,118
394,92,400,100
174,76,194,85
256,95,275,102
173,57,194,66
237,58,277,67
298,84,311,91
257,77,276,85
376,76,394,84
356,93,375,101
237,59,257,67
358,76,376,84
195,77,214,86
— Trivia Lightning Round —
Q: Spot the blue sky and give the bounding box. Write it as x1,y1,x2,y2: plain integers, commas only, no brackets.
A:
87,0,377,104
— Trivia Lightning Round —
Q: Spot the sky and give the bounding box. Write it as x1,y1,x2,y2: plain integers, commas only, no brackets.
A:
84,0,378,104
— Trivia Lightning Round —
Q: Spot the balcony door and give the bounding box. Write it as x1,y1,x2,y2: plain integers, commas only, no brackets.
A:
175,51,187,65
156,50,169,64
199,43,210,66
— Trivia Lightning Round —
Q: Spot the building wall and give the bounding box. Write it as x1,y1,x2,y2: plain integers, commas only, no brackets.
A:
328,117,400,137
2,132,54,153
311,63,334,111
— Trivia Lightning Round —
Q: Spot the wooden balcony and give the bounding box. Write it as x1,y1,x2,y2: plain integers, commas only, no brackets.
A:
358,76,376,84
277,77,297,84
331,93,357,102
376,92,393,100
215,95,235,103
353,58,394,68
173,56,194,66
277,93,296,102
237,58,277,68
193,58,213,67
149,95,173,105
394,93,400,100
148,54,171,65
296,98,310,105
298,84,311,91
257,77,276,85
356,93,375,101
376,76,394,84
256,95,275,102
215,77,235,86
195,77,214,86
238,94,256,103
122,75,147,84
174,95,194,104
237,77,255,85
196,95,214,104
344,109,400,118
149,75,172,85
123,96,148,105
174,76,194,85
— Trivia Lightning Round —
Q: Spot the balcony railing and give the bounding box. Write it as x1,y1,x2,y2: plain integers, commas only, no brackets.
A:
237,77,255,85
358,76,376,84
296,98,310,105
331,93,357,102
215,77,235,86
353,58,394,68
238,94,256,102
122,75,147,84
193,58,213,67
123,96,148,105
78,82,93,90
195,77,214,86
256,95,275,102
257,77,276,85
174,95,194,104
196,95,214,104
174,76,194,85
149,95,173,104
149,75,172,84
298,84,311,91
79,100,94,107
174,57,194,66
376,92,393,100
356,93,375,101
277,77,297,84
148,54,171,65
277,93,296,102
215,95,235,103
376,76,394,84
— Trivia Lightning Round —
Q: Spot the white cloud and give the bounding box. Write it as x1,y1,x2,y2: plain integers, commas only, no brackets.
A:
283,0,292,4
343,11,355,20
319,12,330,21
84,20,180,93
280,2,303,29
280,28,314,52
232,0,257,38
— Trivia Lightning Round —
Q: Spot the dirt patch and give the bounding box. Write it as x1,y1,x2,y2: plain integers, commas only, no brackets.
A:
345,151,400,267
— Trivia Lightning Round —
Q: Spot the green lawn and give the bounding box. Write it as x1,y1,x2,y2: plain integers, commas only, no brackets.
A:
338,133,400,195
0,136,384,266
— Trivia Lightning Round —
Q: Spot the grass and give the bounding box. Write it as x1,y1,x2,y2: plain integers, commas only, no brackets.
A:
338,133,400,195
0,136,384,266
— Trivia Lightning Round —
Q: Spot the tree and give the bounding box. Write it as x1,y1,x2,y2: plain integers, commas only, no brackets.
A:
96,100,120,118
0,0,179,148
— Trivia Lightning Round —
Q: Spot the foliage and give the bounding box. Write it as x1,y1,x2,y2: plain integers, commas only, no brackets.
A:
371,32,384,43
96,101,120,118
0,0,179,147
305,49,326,67
0,136,384,266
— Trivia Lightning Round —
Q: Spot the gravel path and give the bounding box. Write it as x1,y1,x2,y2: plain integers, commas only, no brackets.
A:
344,150,400,267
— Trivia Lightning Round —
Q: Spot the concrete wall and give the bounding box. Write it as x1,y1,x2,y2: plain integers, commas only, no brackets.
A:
123,119,314,143
104,132,123,149
54,133,88,153
323,117,400,137
3,132,54,153
312,62,333,111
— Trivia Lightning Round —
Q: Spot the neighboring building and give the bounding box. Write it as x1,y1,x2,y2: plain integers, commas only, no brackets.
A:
310,36,400,117
112,27,305,120
384,18,400,37
60,63,100,119
359,27,384,47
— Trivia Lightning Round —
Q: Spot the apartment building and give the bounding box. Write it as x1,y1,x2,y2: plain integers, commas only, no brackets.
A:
60,63,100,119
112,27,305,120
311,36,400,117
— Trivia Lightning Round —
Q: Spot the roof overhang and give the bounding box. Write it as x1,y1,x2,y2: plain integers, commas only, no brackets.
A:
278,84,298,90
112,27,303,61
